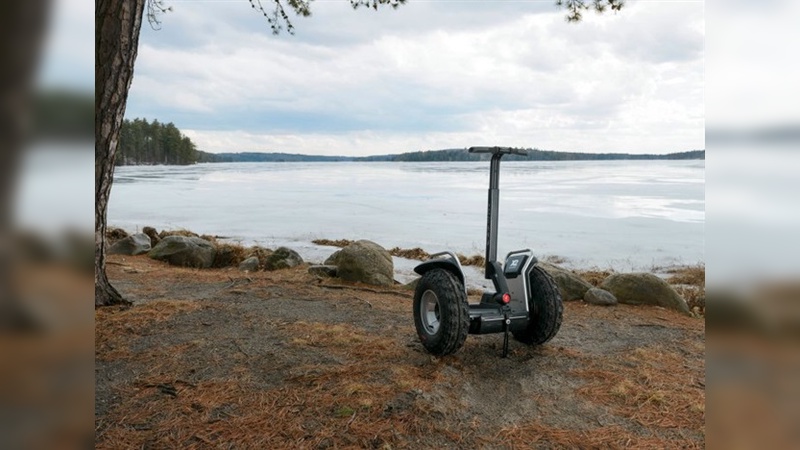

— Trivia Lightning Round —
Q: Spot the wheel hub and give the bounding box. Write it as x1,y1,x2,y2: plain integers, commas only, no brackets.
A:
420,290,441,335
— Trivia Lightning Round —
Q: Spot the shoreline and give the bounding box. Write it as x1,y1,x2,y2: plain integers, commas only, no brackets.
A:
108,224,705,274
106,225,705,316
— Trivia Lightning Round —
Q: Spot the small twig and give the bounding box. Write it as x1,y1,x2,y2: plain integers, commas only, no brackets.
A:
234,339,251,357
346,410,357,428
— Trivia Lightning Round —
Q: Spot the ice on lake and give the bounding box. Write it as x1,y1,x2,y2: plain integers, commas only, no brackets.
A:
109,160,704,287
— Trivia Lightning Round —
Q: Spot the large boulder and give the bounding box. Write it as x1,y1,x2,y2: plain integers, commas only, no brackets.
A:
239,256,260,272
583,287,617,306
147,236,216,268
601,272,690,315
108,233,152,256
328,240,394,286
264,247,303,271
538,262,593,301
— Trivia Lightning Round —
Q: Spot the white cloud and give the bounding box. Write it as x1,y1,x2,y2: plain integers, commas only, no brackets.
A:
126,0,704,155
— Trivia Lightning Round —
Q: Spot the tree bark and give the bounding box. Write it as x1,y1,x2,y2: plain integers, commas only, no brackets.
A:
95,0,146,307
0,1,50,328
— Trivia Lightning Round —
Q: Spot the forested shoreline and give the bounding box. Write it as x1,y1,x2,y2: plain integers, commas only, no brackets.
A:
116,118,206,166
115,117,704,166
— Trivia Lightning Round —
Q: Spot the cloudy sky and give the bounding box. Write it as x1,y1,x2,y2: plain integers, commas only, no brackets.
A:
118,1,705,156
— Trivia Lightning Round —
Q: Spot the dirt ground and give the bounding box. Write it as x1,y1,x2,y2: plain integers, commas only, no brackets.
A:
96,255,705,449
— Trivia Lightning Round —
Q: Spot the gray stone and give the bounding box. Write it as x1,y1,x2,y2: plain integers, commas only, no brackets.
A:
583,287,617,306
239,256,260,272
147,235,216,268
264,247,303,271
538,262,593,301
108,233,152,256
324,250,341,266
601,272,690,315
331,240,394,286
308,265,337,277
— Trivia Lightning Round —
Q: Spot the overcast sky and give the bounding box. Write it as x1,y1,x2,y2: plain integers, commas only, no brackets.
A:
118,1,705,156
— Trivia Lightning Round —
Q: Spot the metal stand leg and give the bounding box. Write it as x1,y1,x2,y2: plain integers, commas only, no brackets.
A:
502,313,510,358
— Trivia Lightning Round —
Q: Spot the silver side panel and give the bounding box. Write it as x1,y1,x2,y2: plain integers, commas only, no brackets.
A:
504,249,534,315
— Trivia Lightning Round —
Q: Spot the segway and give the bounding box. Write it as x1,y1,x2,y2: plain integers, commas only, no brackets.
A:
412,146,563,357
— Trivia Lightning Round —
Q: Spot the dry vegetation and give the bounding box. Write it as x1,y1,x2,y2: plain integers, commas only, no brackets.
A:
664,264,706,316
97,255,705,449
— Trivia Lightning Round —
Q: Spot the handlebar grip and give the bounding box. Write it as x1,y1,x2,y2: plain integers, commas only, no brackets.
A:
468,146,529,156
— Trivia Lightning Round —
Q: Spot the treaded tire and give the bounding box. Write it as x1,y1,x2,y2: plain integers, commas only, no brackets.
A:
413,269,469,356
513,265,563,345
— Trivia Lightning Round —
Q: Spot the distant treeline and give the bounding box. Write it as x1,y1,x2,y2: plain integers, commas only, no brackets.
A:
206,148,705,163
117,118,205,165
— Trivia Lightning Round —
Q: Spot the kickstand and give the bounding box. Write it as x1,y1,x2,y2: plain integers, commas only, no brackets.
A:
502,312,510,358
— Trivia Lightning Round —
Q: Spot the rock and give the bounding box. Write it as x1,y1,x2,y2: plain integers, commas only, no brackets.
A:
147,236,217,268
264,247,303,271
142,226,160,246
324,250,341,266
308,265,337,277
538,262,593,301
583,288,617,306
331,240,394,286
601,272,690,315
108,233,152,256
239,256,260,272
159,229,199,240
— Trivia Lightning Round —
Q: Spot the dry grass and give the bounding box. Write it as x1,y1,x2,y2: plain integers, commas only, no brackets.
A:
96,315,464,449
664,265,705,316
211,242,249,268
575,268,615,287
665,264,705,287
105,227,129,243
311,238,355,248
457,253,485,267
573,343,705,437
388,246,430,260
95,300,202,362
492,422,703,449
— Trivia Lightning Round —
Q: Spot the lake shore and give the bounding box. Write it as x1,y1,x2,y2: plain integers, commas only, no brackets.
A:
107,225,706,316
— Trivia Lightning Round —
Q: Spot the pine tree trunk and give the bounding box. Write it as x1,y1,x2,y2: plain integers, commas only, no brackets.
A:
0,1,50,328
95,0,146,307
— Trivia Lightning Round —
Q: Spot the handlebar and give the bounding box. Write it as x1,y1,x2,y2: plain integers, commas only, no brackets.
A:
468,146,528,157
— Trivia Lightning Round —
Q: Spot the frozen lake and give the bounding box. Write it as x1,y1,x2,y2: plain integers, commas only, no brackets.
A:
109,160,704,284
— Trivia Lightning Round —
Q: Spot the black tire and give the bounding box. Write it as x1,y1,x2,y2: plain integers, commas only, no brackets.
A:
413,269,470,356
513,265,563,345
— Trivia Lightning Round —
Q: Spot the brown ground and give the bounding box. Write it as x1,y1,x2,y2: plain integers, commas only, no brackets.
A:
96,255,705,449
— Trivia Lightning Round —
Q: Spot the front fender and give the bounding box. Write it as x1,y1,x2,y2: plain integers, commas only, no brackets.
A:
414,252,467,295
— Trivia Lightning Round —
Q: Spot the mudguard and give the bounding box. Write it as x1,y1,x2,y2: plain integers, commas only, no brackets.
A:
413,251,468,296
